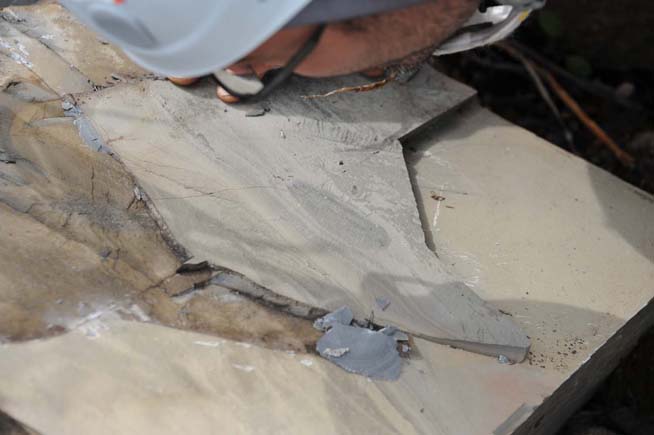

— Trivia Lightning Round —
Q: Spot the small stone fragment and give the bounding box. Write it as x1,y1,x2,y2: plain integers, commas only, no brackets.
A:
375,297,391,311
61,100,75,112
380,326,409,342
0,150,16,164
245,107,266,117
313,306,353,331
133,186,143,201
498,355,514,365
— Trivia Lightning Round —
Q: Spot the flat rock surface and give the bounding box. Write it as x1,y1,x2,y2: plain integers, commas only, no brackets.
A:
1,3,653,435
404,103,654,434
1,3,152,99
0,320,557,435
4,5,522,358
76,71,529,359
0,91,180,341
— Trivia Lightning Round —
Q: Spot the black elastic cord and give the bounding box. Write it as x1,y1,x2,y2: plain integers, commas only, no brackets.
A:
216,24,326,102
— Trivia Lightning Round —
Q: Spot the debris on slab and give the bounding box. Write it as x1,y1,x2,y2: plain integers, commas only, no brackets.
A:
98,247,112,259
498,355,515,365
176,261,211,274
375,297,391,311
0,149,16,164
133,186,143,202
244,107,267,117
379,326,409,342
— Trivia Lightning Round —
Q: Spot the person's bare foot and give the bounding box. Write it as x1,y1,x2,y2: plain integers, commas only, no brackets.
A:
168,76,200,86
361,67,386,78
170,64,385,104
168,76,240,103
216,86,240,103
168,67,384,104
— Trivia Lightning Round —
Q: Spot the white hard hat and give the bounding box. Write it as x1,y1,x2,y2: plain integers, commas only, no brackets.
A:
60,1,544,78
60,0,313,77
433,3,543,56
60,0,428,78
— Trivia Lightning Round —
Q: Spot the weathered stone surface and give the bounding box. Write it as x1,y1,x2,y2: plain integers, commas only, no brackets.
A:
77,70,529,360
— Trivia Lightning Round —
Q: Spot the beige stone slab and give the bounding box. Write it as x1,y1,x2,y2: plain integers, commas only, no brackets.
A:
0,49,58,101
1,4,651,435
77,72,530,360
2,99,648,435
0,15,90,96
0,92,180,341
404,103,654,433
1,3,534,362
2,3,149,87
0,319,558,435
0,93,555,435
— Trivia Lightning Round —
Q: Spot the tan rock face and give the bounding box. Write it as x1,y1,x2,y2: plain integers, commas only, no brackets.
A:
0,92,181,341
141,285,323,353
0,75,320,351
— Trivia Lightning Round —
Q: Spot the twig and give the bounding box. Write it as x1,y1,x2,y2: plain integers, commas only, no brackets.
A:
302,75,396,99
498,43,575,151
541,69,635,167
498,42,635,168
509,40,643,111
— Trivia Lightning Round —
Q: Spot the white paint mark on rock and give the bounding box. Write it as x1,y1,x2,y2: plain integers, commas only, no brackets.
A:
0,39,33,68
431,184,447,231
194,340,223,348
233,364,255,373
16,42,29,56
126,304,150,322
300,359,314,367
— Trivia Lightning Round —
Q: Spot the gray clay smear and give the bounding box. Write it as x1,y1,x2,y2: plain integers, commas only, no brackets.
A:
313,306,353,332
316,323,402,381
62,101,113,154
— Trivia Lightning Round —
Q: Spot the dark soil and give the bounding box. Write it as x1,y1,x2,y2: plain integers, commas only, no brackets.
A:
437,20,654,195
561,330,654,435
437,2,653,434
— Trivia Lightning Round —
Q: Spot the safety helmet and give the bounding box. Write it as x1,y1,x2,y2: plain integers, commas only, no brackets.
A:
60,0,544,77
